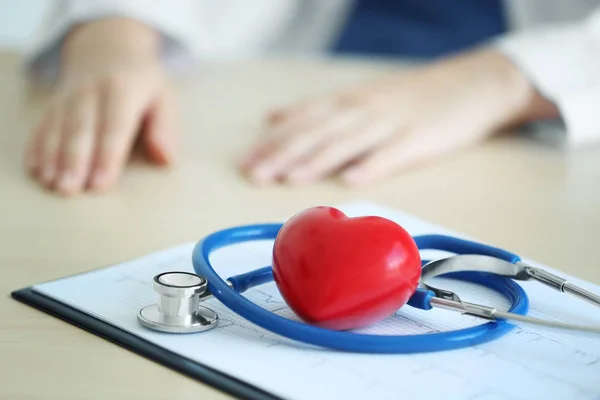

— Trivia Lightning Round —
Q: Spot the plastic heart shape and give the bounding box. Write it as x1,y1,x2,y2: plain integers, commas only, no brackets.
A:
272,206,421,330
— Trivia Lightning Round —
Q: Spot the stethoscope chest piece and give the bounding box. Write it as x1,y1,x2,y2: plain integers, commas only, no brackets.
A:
138,271,218,333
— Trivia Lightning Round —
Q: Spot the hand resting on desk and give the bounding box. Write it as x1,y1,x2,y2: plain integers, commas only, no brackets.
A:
25,18,177,196
23,18,557,195
240,49,558,187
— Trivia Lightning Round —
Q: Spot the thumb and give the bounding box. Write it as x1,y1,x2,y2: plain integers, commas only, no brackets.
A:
142,87,178,165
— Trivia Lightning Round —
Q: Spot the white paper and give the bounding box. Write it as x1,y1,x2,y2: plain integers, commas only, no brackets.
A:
32,200,600,400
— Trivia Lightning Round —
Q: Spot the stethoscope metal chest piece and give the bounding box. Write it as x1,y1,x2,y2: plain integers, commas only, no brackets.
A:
138,272,218,333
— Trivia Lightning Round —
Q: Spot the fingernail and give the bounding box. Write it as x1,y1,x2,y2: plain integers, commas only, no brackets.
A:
239,154,255,168
162,139,177,163
42,166,55,184
250,164,274,184
286,168,311,184
90,170,107,189
341,168,366,185
56,172,76,192
240,149,263,167
268,109,283,121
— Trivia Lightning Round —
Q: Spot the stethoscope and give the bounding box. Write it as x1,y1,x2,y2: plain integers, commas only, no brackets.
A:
138,223,600,353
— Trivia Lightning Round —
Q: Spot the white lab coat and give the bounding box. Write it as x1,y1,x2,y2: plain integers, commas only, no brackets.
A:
22,0,600,148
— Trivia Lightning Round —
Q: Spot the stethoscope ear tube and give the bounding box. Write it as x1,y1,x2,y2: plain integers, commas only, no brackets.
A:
413,234,522,264
190,224,532,353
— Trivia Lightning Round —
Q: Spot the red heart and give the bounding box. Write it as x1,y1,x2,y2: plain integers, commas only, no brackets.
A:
272,206,421,331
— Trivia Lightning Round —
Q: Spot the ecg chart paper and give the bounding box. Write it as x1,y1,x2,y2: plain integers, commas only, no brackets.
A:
33,201,600,400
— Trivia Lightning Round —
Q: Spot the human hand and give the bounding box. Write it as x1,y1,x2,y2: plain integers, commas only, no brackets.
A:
26,18,177,195
241,49,556,186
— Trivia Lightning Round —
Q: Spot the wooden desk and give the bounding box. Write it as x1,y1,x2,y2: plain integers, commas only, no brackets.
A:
1,51,599,399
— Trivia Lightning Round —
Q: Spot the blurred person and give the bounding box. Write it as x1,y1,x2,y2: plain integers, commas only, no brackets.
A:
21,0,600,194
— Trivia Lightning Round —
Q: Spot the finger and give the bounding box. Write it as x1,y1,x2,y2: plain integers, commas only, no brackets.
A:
284,120,397,184
246,110,362,184
340,129,454,186
90,78,149,190
266,98,334,129
242,100,337,168
142,87,177,165
240,118,319,170
25,113,49,176
242,111,338,171
35,107,65,187
242,98,347,169
54,90,98,195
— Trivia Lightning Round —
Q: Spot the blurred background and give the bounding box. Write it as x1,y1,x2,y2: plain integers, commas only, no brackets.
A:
0,0,49,50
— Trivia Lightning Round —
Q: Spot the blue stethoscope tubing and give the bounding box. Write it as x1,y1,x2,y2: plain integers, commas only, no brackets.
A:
191,223,529,354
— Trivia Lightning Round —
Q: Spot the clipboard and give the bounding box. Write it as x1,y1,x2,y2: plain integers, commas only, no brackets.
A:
8,201,600,400
11,286,281,400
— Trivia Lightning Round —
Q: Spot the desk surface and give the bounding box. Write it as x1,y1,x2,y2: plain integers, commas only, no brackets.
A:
1,51,599,399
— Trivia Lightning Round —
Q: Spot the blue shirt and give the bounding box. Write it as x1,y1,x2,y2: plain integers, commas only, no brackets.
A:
332,0,507,59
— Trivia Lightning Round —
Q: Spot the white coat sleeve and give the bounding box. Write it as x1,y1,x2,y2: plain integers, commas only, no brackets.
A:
495,8,600,148
23,0,203,81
